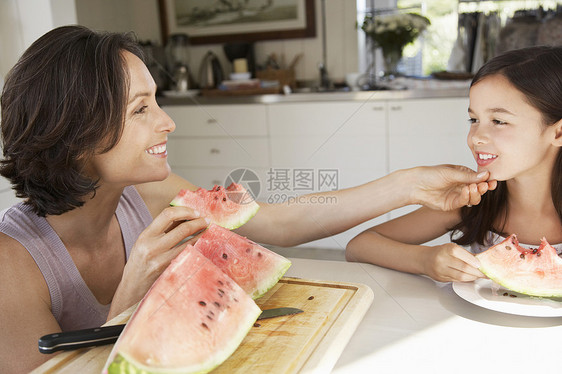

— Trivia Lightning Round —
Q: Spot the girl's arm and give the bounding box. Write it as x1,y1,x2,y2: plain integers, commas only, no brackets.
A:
346,207,483,282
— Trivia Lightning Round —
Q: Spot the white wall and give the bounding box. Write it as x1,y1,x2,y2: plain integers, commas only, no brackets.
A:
0,0,77,209
76,0,361,83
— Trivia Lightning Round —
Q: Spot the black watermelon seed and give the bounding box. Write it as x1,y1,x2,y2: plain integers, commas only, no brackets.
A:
520,253,525,259
532,248,538,254
199,301,206,306
218,280,224,285
222,253,228,259
537,252,542,257
201,323,209,330
253,323,261,327
207,315,213,320
214,301,221,308
308,296,315,300
506,246,511,250
257,252,262,258
223,197,227,202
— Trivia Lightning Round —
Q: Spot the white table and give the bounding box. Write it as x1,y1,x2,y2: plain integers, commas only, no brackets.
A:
286,258,562,374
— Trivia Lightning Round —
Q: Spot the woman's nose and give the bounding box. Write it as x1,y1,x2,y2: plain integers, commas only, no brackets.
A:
157,107,176,133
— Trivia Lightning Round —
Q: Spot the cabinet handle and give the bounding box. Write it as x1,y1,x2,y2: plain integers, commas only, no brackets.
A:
390,105,402,111
206,118,218,124
210,148,220,154
372,106,384,111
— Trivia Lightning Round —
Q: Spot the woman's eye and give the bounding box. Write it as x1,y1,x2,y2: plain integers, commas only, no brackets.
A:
468,118,478,125
134,105,148,115
492,119,507,125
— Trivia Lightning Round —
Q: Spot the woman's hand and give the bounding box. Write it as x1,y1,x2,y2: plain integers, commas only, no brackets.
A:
410,165,497,211
422,243,484,282
109,206,209,318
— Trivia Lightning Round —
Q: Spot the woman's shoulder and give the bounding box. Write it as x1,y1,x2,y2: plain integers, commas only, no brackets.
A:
0,231,50,303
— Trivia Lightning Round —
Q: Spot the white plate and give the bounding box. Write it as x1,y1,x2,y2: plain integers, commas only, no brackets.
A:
453,278,562,317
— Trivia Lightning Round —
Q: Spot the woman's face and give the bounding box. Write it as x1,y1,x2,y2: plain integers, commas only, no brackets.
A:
467,74,560,182
91,51,175,187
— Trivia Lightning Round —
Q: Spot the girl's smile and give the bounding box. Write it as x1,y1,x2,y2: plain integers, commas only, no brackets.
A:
475,152,497,167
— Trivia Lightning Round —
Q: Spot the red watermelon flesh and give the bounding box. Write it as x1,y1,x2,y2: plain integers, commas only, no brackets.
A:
194,224,291,299
170,183,259,230
104,245,261,373
476,234,562,297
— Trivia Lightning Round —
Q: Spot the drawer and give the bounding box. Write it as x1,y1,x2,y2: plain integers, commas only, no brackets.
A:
270,136,385,170
168,138,270,168
268,102,387,137
163,104,268,136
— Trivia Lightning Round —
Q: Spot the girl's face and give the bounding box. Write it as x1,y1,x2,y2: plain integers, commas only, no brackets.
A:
467,74,561,182
91,51,175,187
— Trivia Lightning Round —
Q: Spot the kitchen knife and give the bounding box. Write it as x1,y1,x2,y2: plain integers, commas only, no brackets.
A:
38,307,303,354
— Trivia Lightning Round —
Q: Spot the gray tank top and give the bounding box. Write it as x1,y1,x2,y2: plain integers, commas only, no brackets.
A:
0,186,152,331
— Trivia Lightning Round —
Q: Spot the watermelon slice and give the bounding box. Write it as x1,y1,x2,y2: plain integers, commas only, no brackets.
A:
194,224,291,299
476,234,562,297
103,245,261,374
170,183,259,229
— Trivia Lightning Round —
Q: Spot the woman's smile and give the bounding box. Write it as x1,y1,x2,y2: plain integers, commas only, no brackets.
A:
146,142,168,157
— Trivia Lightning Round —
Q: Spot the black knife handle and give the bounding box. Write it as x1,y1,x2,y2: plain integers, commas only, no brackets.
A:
38,324,125,354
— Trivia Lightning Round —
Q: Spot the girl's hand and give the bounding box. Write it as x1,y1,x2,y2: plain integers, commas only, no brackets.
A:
110,206,209,316
422,243,484,282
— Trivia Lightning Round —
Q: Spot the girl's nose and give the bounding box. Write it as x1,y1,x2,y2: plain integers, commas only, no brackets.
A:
470,124,488,145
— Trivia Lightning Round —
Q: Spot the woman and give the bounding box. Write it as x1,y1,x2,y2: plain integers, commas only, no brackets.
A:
0,25,494,372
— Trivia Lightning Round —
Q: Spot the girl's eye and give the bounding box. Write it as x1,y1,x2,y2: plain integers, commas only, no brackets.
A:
492,119,507,125
134,105,148,115
468,118,478,125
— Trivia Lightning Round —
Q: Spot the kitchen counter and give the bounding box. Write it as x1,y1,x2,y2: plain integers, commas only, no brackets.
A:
158,83,470,106
287,257,562,374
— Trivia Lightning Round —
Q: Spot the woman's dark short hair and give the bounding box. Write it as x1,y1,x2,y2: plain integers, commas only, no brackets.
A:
0,25,144,216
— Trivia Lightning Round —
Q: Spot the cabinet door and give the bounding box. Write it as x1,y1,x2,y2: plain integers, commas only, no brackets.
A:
168,138,270,168
388,97,474,171
163,104,268,136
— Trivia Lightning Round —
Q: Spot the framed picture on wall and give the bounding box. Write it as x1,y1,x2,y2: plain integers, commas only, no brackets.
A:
158,0,316,45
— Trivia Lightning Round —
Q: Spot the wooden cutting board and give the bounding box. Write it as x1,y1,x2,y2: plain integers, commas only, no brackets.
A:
32,277,373,374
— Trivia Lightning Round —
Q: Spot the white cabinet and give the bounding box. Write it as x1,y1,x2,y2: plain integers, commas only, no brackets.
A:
386,97,473,245
162,96,472,249
388,97,473,171
164,104,270,190
267,101,389,250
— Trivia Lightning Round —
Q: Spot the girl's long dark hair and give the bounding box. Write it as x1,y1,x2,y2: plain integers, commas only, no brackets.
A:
451,46,562,245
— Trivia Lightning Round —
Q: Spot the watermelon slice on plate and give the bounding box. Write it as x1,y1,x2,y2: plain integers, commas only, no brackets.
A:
476,234,562,298
194,224,291,299
103,245,261,374
170,183,259,229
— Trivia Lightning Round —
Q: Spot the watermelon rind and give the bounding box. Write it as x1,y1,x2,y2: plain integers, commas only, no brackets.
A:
476,235,562,298
170,183,260,230
104,246,261,374
194,224,291,299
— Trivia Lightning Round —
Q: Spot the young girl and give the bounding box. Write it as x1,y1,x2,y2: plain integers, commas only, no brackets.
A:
347,46,562,283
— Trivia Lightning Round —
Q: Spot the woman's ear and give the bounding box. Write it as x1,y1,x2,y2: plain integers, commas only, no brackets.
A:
553,119,562,147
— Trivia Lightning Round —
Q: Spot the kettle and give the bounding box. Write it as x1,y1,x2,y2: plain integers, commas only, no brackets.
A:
198,51,224,89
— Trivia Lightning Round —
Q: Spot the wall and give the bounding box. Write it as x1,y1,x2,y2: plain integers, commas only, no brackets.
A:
0,0,77,209
75,0,362,84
